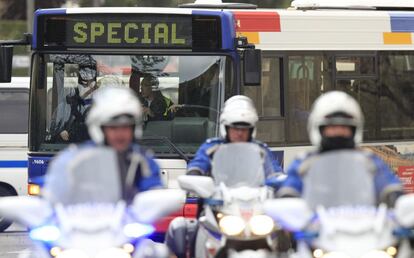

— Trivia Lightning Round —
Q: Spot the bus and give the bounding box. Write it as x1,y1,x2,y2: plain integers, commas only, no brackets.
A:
0,77,29,232
0,1,261,235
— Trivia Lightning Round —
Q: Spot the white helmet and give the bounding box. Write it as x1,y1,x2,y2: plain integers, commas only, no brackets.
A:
307,91,364,147
219,95,259,139
86,86,142,144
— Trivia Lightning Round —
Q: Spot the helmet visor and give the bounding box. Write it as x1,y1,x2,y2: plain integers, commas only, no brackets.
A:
102,114,135,127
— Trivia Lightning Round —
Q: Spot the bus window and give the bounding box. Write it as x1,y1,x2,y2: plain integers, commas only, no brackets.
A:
379,53,414,140
0,89,29,134
36,54,230,155
287,55,330,143
243,56,285,144
336,79,378,139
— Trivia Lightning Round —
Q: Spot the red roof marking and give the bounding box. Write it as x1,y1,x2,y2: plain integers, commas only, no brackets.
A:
233,11,280,32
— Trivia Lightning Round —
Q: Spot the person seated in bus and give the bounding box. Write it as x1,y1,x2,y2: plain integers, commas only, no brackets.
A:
139,75,174,121
43,86,163,204
49,65,98,143
277,91,403,207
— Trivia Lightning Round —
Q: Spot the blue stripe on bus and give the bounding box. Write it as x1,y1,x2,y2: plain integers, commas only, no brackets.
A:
33,8,66,49
191,10,236,51
0,160,28,168
390,12,414,32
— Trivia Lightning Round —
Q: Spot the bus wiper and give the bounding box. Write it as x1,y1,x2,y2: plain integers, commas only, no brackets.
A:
138,136,190,163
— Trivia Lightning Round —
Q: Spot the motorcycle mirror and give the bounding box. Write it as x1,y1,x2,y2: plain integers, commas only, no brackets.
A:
132,189,186,224
177,175,215,198
263,198,313,231
0,196,52,228
395,193,414,227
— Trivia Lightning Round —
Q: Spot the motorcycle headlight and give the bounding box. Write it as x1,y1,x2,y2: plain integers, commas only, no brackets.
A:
56,249,89,258
123,223,154,238
219,215,246,236
29,225,61,242
321,252,351,258
360,250,392,258
313,249,393,258
96,248,131,258
248,215,274,236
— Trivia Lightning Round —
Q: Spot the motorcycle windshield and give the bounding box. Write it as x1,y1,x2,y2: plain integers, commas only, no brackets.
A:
211,143,265,188
63,147,122,204
302,150,376,209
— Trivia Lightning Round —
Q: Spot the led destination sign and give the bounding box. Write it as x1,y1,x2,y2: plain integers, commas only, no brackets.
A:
42,15,194,49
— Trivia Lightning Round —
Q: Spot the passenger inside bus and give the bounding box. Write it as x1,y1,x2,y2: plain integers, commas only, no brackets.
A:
49,63,98,143
132,75,174,121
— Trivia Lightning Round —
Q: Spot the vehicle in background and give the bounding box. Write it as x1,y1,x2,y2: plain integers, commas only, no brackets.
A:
0,77,29,232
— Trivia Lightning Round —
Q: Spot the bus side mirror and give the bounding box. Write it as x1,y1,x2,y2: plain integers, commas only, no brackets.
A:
243,48,261,86
0,45,13,83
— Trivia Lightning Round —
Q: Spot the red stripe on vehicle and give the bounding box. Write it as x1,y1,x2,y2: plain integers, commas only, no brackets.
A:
233,11,280,32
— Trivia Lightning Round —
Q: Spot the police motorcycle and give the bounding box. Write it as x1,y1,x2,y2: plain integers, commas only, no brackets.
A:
177,142,280,258
264,150,413,258
0,147,185,258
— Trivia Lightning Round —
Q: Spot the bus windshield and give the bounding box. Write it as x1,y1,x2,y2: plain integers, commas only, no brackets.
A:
31,54,232,156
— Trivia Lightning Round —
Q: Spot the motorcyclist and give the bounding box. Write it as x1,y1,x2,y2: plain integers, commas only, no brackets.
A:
187,95,283,177
43,86,163,205
166,95,283,258
278,91,403,207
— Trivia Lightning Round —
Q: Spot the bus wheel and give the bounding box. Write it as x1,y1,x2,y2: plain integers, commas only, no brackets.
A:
0,185,17,232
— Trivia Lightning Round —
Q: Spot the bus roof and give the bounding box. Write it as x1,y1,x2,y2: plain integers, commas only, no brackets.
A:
233,8,414,51
291,0,414,9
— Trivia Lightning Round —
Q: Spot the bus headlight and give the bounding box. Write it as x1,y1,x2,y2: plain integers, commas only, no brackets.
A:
28,184,41,195
219,215,245,236
248,215,274,236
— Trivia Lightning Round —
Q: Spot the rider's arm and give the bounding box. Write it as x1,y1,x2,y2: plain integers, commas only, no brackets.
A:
371,154,404,207
187,141,216,176
276,158,304,198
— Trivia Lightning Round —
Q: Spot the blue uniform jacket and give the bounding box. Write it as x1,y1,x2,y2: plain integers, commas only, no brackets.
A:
278,150,403,203
43,141,162,204
187,138,283,178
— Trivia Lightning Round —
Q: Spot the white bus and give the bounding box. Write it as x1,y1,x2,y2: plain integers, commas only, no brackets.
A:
232,0,414,194
0,77,29,231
